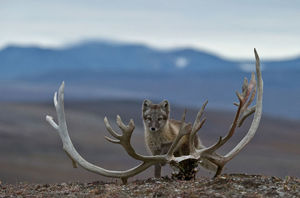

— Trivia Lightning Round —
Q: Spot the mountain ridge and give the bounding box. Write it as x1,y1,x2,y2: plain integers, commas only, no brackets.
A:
0,41,238,80
0,40,299,119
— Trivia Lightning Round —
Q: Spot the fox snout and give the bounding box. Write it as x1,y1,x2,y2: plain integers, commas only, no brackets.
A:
148,122,160,132
144,118,165,132
150,126,158,132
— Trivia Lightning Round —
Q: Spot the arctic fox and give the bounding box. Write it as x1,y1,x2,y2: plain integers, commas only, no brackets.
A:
142,99,209,178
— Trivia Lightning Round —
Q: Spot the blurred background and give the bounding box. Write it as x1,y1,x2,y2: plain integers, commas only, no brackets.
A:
0,0,299,184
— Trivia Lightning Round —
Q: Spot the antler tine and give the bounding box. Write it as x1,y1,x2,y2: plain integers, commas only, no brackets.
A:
238,105,256,127
104,136,120,144
242,77,248,97
237,73,257,127
167,109,190,157
201,136,223,154
243,74,254,101
104,117,121,139
209,97,243,153
116,115,135,135
247,73,257,105
104,115,156,162
235,91,244,103
191,101,207,133
189,100,208,153
104,115,135,144
199,107,241,155
190,118,206,152
240,73,256,112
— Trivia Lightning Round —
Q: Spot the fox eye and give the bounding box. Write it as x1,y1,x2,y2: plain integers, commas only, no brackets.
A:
146,117,152,121
158,117,163,121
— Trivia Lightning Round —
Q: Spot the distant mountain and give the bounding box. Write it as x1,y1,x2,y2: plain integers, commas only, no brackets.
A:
1,40,300,80
0,40,299,119
0,41,239,80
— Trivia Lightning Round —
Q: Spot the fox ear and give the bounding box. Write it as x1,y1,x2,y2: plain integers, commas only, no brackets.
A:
143,99,152,112
160,100,170,114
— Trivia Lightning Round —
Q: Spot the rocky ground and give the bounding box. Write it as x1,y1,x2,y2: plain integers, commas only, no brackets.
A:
1,174,299,198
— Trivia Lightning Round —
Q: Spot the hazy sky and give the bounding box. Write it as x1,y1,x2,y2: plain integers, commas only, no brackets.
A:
1,0,300,59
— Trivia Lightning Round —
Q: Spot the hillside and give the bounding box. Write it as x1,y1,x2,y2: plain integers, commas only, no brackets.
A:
0,100,299,184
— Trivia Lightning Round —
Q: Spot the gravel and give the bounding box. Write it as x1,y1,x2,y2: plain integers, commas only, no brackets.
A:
1,174,299,198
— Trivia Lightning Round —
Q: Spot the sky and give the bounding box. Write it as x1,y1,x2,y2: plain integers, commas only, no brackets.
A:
1,0,300,59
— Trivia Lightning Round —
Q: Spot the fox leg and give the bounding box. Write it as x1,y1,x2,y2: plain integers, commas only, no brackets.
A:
154,164,161,178
152,150,163,178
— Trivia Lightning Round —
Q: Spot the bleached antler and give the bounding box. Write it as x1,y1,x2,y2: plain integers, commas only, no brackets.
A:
179,48,263,176
46,48,263,183
46,85,192,184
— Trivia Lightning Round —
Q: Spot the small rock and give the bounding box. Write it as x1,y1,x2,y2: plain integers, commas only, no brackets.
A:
277,190,285,197
43,184,50,188
214,192,226,198
63,190,69,195
71,185,80,192
15,190,23,195
34,184,41,190
283,185,290,191
38,187,47,192
89,188,101,195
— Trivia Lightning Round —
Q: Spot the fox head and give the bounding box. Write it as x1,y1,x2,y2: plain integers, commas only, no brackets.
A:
142,99,170,132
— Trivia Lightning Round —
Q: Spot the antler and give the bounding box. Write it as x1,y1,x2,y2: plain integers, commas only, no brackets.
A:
177,48,263,176
46,84,193,184
46,48,263,183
